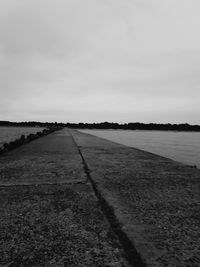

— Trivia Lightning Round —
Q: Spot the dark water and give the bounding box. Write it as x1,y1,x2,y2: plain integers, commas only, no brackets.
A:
80,129,200,168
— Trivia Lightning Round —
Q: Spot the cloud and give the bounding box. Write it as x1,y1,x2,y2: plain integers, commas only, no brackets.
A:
0,0,200,123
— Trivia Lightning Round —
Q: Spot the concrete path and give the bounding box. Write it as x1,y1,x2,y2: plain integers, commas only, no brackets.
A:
0,128,200,267
0,129,129,267
0,130,86,186
71,129,200,267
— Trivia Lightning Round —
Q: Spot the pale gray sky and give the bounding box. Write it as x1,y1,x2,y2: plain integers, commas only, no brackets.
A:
0,0,200,123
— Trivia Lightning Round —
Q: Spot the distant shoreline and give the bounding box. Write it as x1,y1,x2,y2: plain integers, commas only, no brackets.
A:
1,121,200,132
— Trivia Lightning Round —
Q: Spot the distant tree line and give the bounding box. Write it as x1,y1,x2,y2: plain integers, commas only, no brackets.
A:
1,121,200,131
66,122,200,131
0,121,63,128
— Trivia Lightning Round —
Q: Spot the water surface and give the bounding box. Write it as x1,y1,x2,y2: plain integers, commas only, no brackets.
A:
80,129,200,168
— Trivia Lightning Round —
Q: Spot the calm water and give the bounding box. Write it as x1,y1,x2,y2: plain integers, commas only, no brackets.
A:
80,130,200,168
0,126,45,148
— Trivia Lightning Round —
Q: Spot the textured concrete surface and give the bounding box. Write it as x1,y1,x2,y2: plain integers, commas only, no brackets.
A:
0,130,86,186
0,129,129,267
1,127,200,267
71,129,200,267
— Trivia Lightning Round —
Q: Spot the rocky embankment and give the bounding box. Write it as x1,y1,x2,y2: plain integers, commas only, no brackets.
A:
0,127,63,155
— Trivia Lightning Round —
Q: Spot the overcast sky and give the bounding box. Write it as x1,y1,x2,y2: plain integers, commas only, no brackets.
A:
0,0,200,123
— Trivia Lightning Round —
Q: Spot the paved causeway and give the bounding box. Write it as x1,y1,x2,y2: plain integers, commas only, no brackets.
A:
0,128,199,267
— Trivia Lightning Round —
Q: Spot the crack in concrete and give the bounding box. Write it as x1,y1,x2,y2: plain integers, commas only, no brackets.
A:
69,130,146,267
0,179,88,187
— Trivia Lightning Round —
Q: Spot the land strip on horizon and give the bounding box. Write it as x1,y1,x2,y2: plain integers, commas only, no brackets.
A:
1,121,200,132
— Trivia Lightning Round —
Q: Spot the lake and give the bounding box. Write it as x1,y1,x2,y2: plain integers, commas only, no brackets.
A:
80,129,200,168
0,126,45,148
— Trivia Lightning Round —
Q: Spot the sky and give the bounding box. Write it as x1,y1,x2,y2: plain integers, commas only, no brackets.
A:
0,0,200,124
